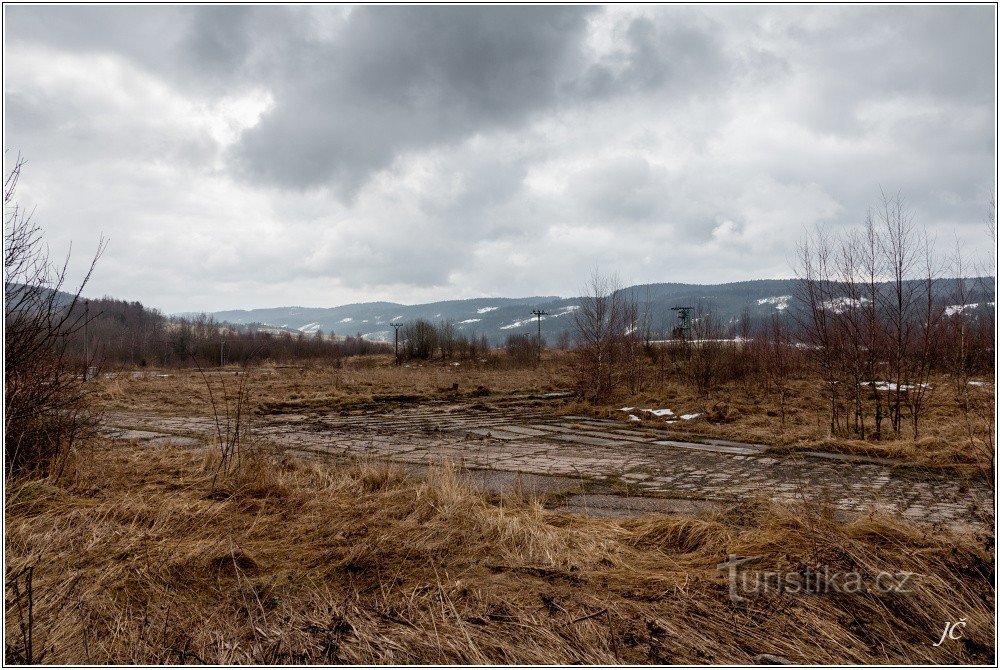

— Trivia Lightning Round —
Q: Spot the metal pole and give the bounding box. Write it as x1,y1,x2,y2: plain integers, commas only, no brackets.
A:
220,339,226,367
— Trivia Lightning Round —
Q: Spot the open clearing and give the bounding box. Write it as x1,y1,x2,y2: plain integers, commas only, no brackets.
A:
105,394,992,532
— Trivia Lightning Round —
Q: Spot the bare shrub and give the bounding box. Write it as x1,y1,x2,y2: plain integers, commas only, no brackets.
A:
682,311,731,397
402,319,439,360
4,156,105,479
504,333,536,367
193,355,259,490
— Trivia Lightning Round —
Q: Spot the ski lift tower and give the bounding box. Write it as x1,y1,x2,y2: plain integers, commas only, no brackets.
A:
670,306,693,341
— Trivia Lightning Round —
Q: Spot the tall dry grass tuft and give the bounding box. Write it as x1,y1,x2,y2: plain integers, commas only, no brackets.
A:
4,438,994,664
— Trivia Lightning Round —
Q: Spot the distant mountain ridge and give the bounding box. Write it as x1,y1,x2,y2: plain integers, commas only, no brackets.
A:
194,278,995,343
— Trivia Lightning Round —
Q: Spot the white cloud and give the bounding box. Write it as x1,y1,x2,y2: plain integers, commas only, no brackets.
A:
4,5,995,312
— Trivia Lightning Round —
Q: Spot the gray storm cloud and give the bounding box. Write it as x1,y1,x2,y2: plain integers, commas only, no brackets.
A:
3,5,995,312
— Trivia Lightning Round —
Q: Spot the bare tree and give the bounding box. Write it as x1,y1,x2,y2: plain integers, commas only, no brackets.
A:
761,314,792,428
905,228,940,439
573,270,626,400
795,228,844,434
620,286,651,395
878,191,919,433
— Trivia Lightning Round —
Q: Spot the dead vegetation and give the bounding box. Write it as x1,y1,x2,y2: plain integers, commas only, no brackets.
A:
4,439,994,664
94,354,993,472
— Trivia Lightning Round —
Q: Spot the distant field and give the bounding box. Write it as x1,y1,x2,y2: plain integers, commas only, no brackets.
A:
95,353,995,471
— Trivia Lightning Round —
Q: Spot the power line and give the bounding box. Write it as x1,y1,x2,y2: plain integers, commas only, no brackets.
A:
670,306,693,341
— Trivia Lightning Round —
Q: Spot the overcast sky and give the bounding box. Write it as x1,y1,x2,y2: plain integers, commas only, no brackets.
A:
4,5,996,313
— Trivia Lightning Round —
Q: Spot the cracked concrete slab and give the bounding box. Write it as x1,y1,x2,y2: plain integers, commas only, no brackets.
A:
102,404,992,531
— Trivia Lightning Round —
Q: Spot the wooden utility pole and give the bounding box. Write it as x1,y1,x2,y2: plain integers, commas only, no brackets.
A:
390,323,403,365
83,299,90,381
531,309,548,366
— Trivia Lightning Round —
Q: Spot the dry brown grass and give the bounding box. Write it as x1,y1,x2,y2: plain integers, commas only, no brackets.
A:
601,373,995,471
96,356,574,417
5,439,994,664
94,354,993,470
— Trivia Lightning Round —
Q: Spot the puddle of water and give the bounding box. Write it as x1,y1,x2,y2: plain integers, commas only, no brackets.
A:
556,494,719,519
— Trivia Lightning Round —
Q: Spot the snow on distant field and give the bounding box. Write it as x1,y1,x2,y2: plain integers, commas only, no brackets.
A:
297,322,322,333
477,306,499,314
758,295,791,311
339,317,353,323
870,381,929,392
459,318,482,324
365,330,391,342
944,303,980,316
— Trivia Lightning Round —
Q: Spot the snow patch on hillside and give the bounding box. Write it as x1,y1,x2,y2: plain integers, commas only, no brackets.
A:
459,318,482,324
500,317,543,330
944,303,980,316
298,322,322,333
477,306,499,314
757,295,791,310
552,305,580,317
822,297,869,313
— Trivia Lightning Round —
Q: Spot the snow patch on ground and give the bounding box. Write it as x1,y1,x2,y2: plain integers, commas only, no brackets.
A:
297,322,322,333
619,407,675,418
628,414,641,422
339,317,353,323
680,413,701,421
869,381,929,392
643,408,674,417
477,306,499,314
459,318,482,324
